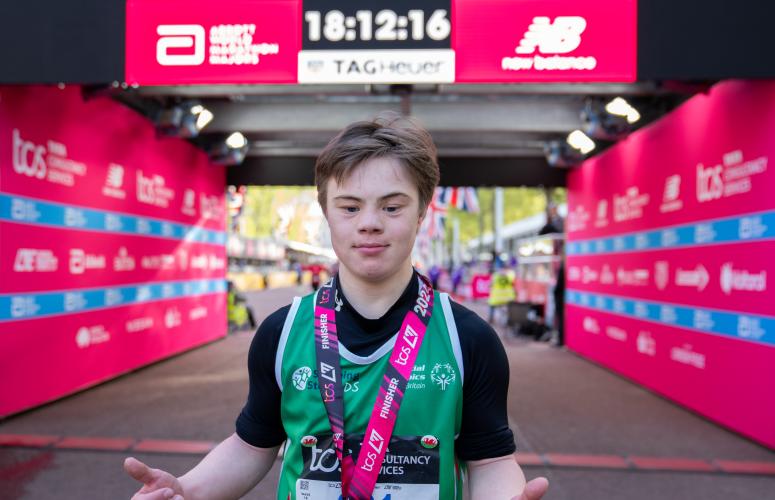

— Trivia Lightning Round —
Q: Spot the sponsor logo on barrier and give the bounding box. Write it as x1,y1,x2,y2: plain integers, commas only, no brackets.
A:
720,263,766,295
693,310,715,331
164,307,182,328
102,163,127,199
737,316,766,340
659,174,683,213
64,207,87,228
568,266,581,282
605,326,627,342
582,316,600,334
64,292,87,312
670,344,705,369
200,194,224,222
189,306,208,320
594,199,609,228
616,267,649,287
104,288,124,306
694,223,717,244
739,216,767,240
582,266,598,284
654,261,669,291
69,249,106,274
113,247,136,271
105,213,123,231
10,198,41,222
503,16,597,71
613,186,650,222
12,129,86,187
568,205,590,232
11,296,40,318
675,265,709,291
137,171,175,208
141,253,176,270
182,189,197,216
636,331,656,356
126,316,154,332
696,150,768,203
14,248,58,272
600,265,614,284
75,325,110,348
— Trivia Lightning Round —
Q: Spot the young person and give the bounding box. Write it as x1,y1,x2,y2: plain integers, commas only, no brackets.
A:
124,113,549,500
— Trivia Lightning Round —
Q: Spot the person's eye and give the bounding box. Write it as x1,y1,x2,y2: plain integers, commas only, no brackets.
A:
343,206,359,213
384,205,401,213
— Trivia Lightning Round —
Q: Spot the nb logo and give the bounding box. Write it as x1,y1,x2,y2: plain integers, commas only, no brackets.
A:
156,25,205,66
516,16,586,54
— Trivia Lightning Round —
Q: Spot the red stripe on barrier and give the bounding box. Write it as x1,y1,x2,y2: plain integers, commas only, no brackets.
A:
132,439,216,454
55,437,136,451
545,453,630,469
628,457,717,472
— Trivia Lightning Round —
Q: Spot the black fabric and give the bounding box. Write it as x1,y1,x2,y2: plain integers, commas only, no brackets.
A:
236,272,516,461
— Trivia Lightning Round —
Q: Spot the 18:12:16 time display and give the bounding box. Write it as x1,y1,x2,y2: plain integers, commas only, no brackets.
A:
304,9,450,42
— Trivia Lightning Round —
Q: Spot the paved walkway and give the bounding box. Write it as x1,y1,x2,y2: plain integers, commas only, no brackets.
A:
1,286,773,499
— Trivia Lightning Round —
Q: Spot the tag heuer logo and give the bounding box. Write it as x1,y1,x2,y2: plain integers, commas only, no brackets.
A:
291,366,312,391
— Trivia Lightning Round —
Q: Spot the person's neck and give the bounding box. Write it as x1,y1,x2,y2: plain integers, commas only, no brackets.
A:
338,264,415,320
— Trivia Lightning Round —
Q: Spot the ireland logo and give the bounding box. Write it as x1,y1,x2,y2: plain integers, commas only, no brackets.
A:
431,363,456,391
292,366,312,391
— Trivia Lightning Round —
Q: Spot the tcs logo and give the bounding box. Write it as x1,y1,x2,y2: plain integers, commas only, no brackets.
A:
12,129,46,179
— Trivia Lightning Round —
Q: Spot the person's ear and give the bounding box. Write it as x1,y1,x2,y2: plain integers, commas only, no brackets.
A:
417,207,428,233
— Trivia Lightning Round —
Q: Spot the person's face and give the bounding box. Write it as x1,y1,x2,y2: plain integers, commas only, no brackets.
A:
324,156,424,283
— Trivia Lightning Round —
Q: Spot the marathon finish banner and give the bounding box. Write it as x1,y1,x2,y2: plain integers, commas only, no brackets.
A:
454,0,637,83
565,80,775,448
0,85,227,417
125,0,635,85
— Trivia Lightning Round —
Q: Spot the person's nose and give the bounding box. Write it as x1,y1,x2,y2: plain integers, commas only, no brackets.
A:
357,206,384,234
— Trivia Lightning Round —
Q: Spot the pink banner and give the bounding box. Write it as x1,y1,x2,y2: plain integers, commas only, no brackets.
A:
565,81,775,449
0,86,225,231
454,0,636,83
2,222,225,293
0,293,225,416
567,81,775,240
566,241,773,317
125,0,300,85
566,305,775,448
0,85,227,417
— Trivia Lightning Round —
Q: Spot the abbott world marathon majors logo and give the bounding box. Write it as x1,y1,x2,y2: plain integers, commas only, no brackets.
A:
69,249,106,275
12,128,87,187
502,16,596,71
156,24,279,67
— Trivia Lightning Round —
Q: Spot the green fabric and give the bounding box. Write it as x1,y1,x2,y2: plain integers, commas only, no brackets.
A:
277,291,464,499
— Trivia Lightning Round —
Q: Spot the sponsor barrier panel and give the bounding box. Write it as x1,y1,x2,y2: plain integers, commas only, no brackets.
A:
566,81,775,448
0,85,227,417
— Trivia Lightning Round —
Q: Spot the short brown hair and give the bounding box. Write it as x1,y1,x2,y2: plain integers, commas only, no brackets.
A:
315,112,440,213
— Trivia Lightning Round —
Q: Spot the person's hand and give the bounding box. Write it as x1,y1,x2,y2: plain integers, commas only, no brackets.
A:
124,457,185,500
511,476,549,500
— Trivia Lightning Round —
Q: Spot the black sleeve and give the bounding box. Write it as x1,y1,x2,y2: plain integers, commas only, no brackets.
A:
451,301,517,461
235,305,290,448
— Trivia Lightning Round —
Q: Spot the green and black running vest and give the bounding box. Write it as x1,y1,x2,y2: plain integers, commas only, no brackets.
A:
275,288,465,500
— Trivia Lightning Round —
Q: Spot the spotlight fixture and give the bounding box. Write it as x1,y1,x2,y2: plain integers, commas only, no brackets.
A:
605,97,641,124
567,129,596,154
208,132,250,166
155,100,214,138
581,97,632,140
544,139,585,168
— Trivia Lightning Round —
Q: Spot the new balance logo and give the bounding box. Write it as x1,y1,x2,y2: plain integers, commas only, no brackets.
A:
516,16,586,54
156,25,205,66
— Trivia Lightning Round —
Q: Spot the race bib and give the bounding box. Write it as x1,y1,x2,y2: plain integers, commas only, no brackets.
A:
296,434,440,500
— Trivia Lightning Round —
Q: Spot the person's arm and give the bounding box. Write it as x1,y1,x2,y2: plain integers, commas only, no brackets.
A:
124,434,279,500
468,457,548,499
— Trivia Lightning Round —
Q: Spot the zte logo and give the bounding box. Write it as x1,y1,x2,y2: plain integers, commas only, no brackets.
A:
14,249,58,272
156,25,205,66
516,16,586,54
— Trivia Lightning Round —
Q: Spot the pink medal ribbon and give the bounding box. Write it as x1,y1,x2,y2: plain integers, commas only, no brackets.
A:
313,274,434,500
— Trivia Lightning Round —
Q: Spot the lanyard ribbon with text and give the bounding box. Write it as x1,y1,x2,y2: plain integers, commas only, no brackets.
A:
313,275,434,500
